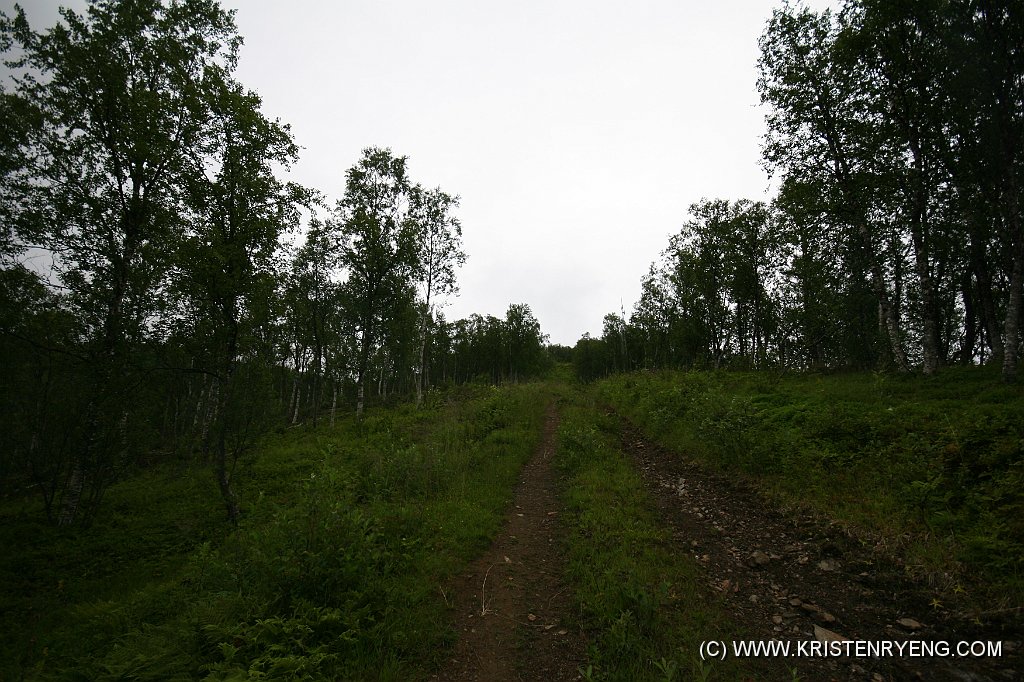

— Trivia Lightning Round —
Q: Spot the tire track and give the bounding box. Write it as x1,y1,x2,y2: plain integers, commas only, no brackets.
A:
435,405,586,681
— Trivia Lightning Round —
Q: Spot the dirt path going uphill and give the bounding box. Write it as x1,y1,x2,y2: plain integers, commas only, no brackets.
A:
434,405,586,682
616,415,1021,682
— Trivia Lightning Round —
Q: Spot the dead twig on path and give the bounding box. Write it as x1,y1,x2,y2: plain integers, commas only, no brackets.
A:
480,563,495,616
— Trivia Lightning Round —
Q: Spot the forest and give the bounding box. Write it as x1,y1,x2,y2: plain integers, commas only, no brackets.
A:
0,0,1021,680
574,1,1023,383
0,0,551,527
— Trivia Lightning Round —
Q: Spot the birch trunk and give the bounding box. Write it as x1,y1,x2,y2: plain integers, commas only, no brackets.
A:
961,274,977,364
214,373,239,524
288,374,299,422
291,385,302,425
330,383,338,427
416,283,433,407
908,148,941,374
1001,247,1023,383
862,224,910,373
911,233,941,374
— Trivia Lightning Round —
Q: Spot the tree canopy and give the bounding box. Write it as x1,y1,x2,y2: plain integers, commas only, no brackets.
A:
0,1,550,526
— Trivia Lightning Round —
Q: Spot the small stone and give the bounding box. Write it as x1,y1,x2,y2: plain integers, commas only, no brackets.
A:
800,602,820,614
872,674,884,682
750,550,771,567
814,624,851,643
749,594,759,603
813,610,837,624
527,613,537,622
557,629,567,635
850,664,867,676
897,617,923,630
772,615,784,625
782,610,800,619
789,597,803,607
817,559,841,571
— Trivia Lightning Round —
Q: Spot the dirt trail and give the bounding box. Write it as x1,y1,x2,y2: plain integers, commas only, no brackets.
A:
435,405,585,682
617,416,1021,682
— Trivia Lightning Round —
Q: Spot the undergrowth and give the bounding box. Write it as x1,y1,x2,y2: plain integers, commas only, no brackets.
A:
0,383,547,680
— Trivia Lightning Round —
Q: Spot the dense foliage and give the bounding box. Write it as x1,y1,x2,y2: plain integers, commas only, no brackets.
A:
0,2,551,526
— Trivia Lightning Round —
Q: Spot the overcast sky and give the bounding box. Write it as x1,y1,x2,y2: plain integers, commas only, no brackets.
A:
6,0,840,345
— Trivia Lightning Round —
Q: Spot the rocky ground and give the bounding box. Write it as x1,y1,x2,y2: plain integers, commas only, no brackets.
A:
617,416,1022,682
434,404,1021,681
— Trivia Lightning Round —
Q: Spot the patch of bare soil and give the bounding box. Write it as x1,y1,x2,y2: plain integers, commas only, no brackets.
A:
617,416,1022,682
434,405,586,682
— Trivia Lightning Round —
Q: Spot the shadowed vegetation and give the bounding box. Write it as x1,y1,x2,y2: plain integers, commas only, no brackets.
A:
0,385,547,679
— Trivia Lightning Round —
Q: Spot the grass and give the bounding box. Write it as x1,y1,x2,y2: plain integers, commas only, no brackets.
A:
5,364,1019,679
554,389,752,681
596,365,1024,608
0,383,549,680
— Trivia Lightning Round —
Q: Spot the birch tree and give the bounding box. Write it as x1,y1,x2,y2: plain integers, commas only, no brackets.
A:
2,0,241,525
410,186,464,406
177,76,302,522
759,5,912,372
335,147,417,416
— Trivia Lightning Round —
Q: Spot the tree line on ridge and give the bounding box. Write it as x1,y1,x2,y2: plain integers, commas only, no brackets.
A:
0,0,549,525
574,1,1022,384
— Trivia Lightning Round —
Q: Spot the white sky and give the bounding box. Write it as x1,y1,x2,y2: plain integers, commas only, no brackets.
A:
6,0,840,345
